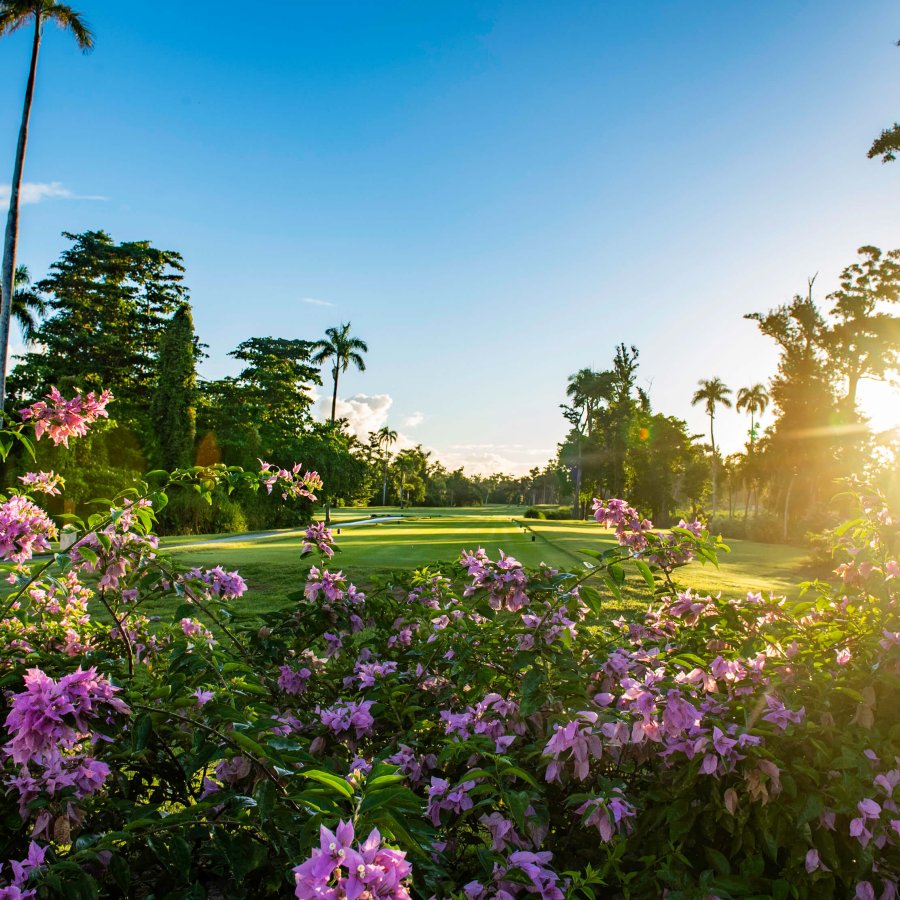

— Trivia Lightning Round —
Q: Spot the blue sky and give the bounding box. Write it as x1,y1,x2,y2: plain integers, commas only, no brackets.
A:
1,0,898,474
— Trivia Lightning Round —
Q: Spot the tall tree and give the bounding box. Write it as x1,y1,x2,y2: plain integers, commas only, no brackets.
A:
311,323,369,425
691,377,732,514
150,306,197,470
736,383,770,446
868,39,900,163
825,245,900,408
11,265,47,342
0,1,93,407
374,425,398,506
311,322,368,524
746,284,842,528
228,337,320,453
7,231,189,420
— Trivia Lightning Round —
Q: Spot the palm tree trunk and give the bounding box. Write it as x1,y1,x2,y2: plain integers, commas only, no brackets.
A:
0,14,42,409
572,435,582,519
381,462,387,506
709,412,717,515
323,364,340,525
329,365,339,424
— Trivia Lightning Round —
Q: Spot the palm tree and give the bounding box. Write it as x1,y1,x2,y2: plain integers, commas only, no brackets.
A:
311,323,368,523
691,377,732,514
735,383,769,447
12,264,46,342
736,383,769,521
375,425,397,506
0,1,93,406
311,323,369,425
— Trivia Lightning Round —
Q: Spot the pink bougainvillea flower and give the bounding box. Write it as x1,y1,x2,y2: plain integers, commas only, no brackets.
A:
20,387,112,447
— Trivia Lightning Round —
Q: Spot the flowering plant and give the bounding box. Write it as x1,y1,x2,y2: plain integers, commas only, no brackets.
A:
0,388,896,898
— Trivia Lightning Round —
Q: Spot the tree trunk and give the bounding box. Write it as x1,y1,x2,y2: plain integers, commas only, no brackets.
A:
329,365,339,424
324,365,339,525
783,471,798,541
846,369,859,408
709,412,717,516
572,435,582,519
381,462,388,506
0,14,42,410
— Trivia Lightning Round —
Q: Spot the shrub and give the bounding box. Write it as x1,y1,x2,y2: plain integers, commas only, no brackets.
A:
523,507,546,519
0,390,896,898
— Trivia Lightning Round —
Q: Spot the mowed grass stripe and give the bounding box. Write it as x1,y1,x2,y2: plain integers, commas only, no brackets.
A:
160,510,815,624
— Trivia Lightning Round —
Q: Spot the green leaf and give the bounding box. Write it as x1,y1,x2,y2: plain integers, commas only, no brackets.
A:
705,847,731,875
634,559,655,589
301,769,354,799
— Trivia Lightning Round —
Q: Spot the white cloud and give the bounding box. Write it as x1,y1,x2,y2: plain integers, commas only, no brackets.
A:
320,392,393,437
301,297,334,307
403,411,425,428
0,181,107,206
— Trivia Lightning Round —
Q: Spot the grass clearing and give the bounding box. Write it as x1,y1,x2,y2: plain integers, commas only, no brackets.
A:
160,508,815,625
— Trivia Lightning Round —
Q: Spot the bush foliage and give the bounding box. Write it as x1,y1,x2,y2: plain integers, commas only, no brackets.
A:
0,390,897,898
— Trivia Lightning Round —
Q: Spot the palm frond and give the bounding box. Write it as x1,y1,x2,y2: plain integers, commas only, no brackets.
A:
47,2,94,50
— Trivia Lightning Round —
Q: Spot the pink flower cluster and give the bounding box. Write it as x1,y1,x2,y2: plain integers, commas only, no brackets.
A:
292,821,412,899
848,767,900,851
592,498,702,569
576,790,637,842
320,699,375,741
543,711,604,782
20,387,112,447
180,617,215,648
518,597,585,650
0,842,45,900
180,566,248,600
406,574,452,609
0,495,58,563
460,549,529,611
440,692,525,754
302,521,335,558
426,777,478,826
351,654,398,689
27,572,93,657
258,461,323,501
385,744,437,787
278,664,312,695
464,850,564,899
305,567,365,608
17,471,64,496
3,667,129,836
69,500,159,592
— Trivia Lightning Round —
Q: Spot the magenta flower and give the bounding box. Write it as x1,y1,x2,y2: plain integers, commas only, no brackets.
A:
0,495,58,563
258,461,323,501
427,777,478,826
319,699,375,739
278,664,312,695
20,387,112,447
17,471,64,496
543,712,602,782
0,841,46,899
761,694,805,730
4,667,129,766
292,820,412,898
576,791,636,842
302,521,335,558
181,566,247,600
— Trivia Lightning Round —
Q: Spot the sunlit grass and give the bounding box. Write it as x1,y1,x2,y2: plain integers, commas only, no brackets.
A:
160,510,814,626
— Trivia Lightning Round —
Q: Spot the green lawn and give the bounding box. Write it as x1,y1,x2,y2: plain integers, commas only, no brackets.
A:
161,508,814,624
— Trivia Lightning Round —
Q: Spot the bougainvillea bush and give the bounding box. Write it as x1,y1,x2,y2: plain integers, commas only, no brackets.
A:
0,390,897,899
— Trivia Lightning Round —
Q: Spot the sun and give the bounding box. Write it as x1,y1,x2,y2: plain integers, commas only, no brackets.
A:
858,381,900,435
